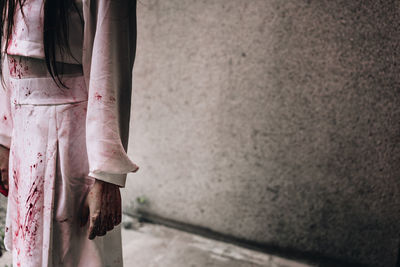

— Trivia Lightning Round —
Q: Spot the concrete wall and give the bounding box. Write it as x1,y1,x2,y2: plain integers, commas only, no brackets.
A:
123,1,400,266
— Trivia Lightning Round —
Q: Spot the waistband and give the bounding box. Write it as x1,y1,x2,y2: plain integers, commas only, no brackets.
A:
7,54,83,78
6,54,87,106
10,75,88,106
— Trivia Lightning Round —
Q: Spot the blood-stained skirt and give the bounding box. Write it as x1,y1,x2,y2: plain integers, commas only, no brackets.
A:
3,55,124,267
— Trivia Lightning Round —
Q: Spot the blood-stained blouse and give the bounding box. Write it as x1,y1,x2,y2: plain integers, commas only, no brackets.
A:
0,0,140,187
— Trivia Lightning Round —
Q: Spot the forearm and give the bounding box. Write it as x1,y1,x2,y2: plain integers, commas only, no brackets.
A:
83,0,139,188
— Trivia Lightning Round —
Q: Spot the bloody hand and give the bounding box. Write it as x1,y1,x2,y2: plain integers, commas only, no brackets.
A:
80,179,122,239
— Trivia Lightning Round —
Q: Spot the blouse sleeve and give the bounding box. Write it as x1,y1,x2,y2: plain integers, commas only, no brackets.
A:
0,54,13,149
82,0,139,188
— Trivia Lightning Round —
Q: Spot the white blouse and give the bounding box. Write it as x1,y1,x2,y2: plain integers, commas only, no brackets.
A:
0,0,139,187
5,0,83,65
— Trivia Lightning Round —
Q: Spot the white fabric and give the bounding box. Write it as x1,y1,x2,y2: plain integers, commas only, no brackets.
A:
5,0,83,65
3,65,124,266
2,0,140,187
0,0,140,266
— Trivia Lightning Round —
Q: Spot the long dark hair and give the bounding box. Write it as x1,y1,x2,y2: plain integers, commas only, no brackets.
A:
0,0,83,88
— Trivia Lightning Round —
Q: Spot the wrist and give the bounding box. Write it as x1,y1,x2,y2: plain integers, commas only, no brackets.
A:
94,178,119,188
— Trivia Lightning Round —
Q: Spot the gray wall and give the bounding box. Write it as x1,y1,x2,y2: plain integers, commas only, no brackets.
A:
123,1,400,266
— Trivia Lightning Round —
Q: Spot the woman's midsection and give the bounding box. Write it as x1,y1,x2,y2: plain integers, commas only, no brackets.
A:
7,54,83,79
6,55,88,106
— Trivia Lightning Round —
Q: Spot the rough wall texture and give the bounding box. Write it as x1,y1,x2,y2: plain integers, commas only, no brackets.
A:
121,0,400,266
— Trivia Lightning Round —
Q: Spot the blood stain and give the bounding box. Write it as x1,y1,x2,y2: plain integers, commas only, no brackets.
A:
94,92,102,100
13,169,19,190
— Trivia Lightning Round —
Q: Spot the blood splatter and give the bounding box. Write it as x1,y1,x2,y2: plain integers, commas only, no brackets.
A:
8,57,17,77
22,176,44,257
8,56,30,79
13,169,19,190
37,153,44,164
94,92,102,101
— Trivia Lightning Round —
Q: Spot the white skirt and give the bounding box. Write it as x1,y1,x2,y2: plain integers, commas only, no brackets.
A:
3,55,124,267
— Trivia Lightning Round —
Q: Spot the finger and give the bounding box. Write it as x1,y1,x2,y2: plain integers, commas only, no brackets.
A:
108,185,118,229
89,212,101,240
109,184,117,226
97,228,107,237
106,209,114,231
115,187,122,226
105,183,116,231
97,211,107,237
100,187,111,235
104,205,114,231
103,184,113,231
106,218,114,231
89,217,100,240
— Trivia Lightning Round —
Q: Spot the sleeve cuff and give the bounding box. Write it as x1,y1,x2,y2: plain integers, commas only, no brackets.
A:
87,168,140,188
88,171,127,188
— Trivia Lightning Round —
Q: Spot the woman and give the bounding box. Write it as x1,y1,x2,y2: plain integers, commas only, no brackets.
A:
0,0,140,266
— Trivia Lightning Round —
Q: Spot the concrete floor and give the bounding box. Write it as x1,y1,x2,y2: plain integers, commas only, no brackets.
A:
0,216,314,267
